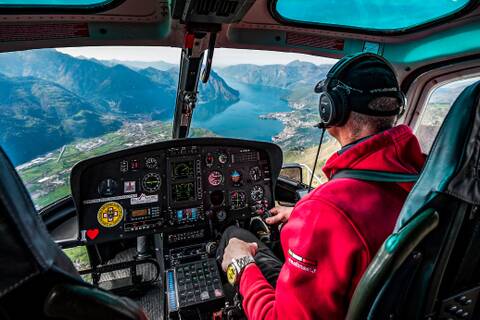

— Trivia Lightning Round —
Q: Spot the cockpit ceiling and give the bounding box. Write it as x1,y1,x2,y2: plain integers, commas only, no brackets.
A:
0,0,480,74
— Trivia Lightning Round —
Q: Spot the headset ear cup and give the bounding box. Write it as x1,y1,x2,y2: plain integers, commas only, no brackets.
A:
330,87,350,126
319,92,335,126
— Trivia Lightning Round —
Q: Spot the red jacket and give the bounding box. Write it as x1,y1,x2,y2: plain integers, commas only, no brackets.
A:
239,125,426,320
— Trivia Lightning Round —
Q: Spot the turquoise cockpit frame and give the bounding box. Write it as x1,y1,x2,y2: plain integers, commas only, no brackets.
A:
272,0,476,34
0,0,121,12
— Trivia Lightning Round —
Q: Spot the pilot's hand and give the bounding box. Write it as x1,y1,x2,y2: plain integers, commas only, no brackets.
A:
221,238,258,272
266,206,294,225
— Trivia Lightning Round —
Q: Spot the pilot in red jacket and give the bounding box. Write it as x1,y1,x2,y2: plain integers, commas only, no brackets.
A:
218,53,426,319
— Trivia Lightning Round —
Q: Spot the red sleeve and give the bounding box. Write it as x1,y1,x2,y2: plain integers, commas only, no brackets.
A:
239,198,370,320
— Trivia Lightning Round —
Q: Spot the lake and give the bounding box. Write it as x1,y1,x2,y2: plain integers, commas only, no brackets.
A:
192,78,291,141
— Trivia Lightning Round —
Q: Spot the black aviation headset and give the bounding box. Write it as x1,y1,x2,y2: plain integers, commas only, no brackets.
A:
314,52,406,128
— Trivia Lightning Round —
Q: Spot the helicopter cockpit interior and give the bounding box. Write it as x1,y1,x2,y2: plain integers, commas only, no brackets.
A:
2,0,480,319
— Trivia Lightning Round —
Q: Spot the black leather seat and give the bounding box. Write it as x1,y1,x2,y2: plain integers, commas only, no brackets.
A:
346,81,480,320
0,148,148,320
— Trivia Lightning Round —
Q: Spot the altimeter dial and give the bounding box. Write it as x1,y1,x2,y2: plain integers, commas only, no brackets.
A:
250,185,264,201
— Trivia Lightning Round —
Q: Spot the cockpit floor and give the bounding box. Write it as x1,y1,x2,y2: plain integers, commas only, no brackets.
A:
98,248,164,319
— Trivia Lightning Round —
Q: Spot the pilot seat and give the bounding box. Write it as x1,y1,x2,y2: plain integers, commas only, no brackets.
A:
346,80,480,320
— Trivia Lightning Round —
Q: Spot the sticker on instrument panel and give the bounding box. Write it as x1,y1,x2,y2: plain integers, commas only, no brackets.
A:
97,202,124,228
287,249,317,273
83,194,137,205
130,193,159,205
124,181,136,193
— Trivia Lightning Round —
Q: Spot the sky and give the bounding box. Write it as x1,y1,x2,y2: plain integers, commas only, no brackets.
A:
58,46,336,67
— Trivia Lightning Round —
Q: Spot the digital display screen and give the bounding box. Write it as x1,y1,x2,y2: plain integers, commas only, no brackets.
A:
172,182,196,202
131,209,148,218
172,160,195,180
233,151,259,163
175,208,199,223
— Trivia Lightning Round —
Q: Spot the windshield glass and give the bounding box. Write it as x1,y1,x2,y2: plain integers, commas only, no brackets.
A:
274,0,471,31
0,47,337,209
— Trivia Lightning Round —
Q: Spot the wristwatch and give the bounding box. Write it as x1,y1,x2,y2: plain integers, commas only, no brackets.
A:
226,255,256,286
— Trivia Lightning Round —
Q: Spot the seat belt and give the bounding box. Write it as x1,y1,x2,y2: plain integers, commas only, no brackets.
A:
331,169,419,183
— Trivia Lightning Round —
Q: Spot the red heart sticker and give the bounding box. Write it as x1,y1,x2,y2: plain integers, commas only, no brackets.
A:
86,229,99,240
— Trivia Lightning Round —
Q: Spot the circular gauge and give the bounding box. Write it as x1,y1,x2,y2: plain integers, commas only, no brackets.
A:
205,153,215,167
218,152,228,164
208,171,224,186
250,185,265,201
98,178,118,196
145,157,158,169
210,190,224,206
142,173,162,193
249,166,262,182
230,170,242,186
216,210,227,222
230,191,247,210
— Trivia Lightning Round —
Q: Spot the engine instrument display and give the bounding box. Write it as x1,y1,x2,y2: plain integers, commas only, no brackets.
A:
71,138,282,244
172,182,195,203
173,161,195,180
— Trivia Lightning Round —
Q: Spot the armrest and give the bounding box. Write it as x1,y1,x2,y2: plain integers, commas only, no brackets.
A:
44,284,148,320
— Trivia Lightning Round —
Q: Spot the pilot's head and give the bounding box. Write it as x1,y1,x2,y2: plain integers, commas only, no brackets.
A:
315,53,405,145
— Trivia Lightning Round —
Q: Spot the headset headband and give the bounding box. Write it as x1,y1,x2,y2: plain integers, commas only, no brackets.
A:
316,52,405,117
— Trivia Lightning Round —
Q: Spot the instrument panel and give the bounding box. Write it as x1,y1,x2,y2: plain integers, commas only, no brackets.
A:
71,138,283,244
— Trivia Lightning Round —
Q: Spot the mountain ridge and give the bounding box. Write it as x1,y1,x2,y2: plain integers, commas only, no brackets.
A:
0,49,240,164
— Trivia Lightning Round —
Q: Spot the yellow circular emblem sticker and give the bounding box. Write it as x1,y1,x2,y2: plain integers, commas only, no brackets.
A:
97,202,123,228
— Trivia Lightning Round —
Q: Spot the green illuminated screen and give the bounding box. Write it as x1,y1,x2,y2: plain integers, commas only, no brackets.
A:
275,0,471,31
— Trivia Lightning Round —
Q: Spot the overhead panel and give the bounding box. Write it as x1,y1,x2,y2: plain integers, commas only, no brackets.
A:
0,0,170,50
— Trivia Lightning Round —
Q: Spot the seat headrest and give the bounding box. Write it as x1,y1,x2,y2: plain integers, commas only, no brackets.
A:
396,81,480,230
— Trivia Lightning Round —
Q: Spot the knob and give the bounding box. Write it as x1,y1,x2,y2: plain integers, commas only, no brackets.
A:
206,242,218,257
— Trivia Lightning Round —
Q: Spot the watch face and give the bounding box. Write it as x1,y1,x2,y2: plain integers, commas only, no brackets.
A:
227,264,237,286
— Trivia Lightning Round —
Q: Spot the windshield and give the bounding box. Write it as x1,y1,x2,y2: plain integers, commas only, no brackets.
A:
0,47,337,209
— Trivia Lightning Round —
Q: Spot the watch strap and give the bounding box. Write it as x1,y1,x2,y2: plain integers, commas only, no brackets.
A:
232,255,255,285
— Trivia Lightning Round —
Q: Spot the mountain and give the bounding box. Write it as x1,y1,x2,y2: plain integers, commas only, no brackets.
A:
0,73,122,164
0,49,177,118
96,58,177,71
220,60,331,90
0,49,240,164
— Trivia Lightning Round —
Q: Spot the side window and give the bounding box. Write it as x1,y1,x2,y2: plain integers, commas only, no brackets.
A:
415,78,480,153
